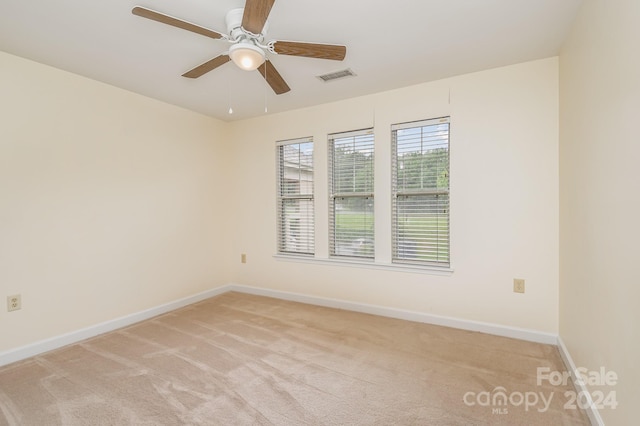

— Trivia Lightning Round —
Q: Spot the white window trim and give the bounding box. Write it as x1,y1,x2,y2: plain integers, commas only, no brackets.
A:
273,116,453,276
328,128,375,260
276,137,315,256
392,116,451,268
273,253,453,276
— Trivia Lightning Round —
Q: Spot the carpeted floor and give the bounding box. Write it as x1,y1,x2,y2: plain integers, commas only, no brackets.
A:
0,292,589,425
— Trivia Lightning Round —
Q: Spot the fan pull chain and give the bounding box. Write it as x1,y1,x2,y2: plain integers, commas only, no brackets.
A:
264,62,268,113
228,73,233,115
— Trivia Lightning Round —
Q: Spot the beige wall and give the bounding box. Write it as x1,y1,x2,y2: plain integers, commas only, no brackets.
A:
0,52,231,352
559,0,639,424
228,57,560,333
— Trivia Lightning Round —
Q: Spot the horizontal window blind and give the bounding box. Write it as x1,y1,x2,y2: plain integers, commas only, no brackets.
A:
392,117,450,267
329,129,374,258
277,138,314,255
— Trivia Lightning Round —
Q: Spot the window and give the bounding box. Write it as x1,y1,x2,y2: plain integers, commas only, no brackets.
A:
392,117,450,267
328,129,374,259
277,138,314,255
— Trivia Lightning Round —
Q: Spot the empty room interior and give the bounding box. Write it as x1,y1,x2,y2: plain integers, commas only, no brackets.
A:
0,0,638,425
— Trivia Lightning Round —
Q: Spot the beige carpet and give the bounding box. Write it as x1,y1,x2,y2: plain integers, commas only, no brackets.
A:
0,292,589,425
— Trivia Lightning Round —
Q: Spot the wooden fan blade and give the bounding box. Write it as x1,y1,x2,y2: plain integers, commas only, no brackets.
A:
132,6,224,39
242,0,275,34
272,41,346,61
258,60,290,95
182,55,231,78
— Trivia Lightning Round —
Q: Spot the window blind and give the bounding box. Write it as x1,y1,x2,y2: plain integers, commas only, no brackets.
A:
392,117,450,267
276,138,314,255
328,128,374,258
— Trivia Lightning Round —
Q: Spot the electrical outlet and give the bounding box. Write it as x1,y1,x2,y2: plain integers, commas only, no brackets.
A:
7,294,21,312
241,253,247,264
513,279,525,294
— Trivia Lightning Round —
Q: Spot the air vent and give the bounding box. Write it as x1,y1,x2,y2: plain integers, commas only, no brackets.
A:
317,68,356,82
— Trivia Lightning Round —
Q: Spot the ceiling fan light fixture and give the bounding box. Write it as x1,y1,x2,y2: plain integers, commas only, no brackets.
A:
229,42,265,71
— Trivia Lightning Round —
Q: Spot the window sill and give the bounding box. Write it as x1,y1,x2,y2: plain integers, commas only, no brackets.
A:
273,254,454,276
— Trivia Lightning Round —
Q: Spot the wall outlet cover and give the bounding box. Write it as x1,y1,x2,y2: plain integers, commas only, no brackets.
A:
7,295,21,312
513,279,525,294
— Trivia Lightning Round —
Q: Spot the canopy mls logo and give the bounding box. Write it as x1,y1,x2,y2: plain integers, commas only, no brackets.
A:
463,387,553,414
463,366,619,415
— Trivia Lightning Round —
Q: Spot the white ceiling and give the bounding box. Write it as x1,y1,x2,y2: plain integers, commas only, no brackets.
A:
0,0,582,122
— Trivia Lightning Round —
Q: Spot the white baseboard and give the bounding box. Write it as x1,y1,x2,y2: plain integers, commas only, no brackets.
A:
0,286,229,368
557,337,604,426
227,284,558,345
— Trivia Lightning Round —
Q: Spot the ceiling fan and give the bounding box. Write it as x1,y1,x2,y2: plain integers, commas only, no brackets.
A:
132,0,347,95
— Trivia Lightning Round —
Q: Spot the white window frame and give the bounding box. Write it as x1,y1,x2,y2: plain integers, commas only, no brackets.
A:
276,137,314,256
392,117,450,267
328,128,375,259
